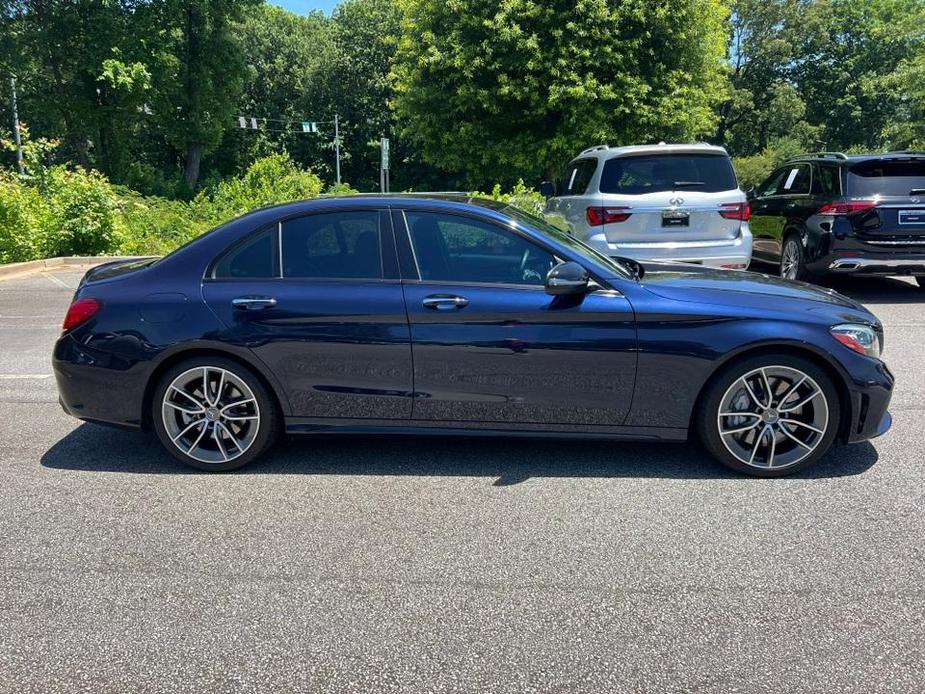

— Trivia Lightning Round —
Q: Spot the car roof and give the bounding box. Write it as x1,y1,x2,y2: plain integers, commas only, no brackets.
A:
571,142,730,163
786,151,925,165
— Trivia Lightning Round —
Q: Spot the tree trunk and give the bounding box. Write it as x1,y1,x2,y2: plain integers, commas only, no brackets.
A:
184,143,202,191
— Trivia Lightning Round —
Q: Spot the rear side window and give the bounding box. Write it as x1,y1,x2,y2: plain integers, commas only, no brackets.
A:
813,165,841,196
599,154,738,194
213,227,278,279
282,211,382,279
561,159,597,196
847,159,925,197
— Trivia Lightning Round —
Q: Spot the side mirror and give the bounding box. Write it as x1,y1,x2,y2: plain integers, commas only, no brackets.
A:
539,180,556,199
545,261,589,296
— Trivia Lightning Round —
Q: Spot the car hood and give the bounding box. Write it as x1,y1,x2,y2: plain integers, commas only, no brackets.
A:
637,262,874,320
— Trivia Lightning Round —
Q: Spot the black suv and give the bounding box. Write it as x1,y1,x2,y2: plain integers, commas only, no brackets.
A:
749,152,925,288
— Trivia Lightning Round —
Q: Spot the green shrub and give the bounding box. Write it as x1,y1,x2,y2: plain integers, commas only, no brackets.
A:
0,154,327,263
0,173,47,263
198,153,324,223
471,179,546,216
39,167,119,258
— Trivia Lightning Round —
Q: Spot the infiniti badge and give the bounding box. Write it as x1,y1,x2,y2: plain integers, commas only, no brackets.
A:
669,196,685,206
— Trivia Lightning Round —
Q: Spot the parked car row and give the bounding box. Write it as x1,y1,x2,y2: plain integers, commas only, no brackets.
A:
542,145,925,289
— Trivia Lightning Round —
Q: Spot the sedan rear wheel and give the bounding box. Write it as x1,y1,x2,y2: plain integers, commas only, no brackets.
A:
153,357,280,471
698,355,840,477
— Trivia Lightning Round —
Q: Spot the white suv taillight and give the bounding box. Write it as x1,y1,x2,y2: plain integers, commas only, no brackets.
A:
719,202,751,221
586,206,631,226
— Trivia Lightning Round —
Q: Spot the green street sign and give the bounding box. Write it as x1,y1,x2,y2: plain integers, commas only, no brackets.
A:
302,121,317,133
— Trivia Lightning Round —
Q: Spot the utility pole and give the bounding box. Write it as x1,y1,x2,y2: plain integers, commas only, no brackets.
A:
334,113,341,185
10,76,23,175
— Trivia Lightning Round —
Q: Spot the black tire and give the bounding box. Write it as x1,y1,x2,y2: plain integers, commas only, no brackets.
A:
779,234,808,281
152,356,281,471
696,354,841,477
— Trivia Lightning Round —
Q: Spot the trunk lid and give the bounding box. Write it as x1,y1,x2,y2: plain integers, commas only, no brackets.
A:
77,257,158,289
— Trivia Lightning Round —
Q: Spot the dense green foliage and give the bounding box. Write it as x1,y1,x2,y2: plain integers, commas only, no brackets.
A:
392,0,729,186
0,0,922,262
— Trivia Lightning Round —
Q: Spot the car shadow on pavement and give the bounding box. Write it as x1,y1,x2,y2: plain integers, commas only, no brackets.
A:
41,423,879,483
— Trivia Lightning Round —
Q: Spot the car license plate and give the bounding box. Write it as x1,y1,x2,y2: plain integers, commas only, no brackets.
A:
899,210,925,225
662,210,689,227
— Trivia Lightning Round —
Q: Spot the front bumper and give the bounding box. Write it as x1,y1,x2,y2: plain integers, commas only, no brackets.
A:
844,358,894,444
586,225,753,268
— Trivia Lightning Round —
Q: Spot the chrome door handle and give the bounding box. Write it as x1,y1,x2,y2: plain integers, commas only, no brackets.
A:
232,296,277,311
422,295,469,310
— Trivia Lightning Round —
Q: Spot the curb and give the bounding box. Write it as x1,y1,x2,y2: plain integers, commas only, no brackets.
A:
0,256,143,281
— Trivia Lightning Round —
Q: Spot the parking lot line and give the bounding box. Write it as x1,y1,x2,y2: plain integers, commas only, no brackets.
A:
0,374,53,380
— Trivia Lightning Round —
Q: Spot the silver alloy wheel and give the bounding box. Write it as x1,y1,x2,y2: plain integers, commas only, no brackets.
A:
781,239,800,279
716,365,829,470
161,366,260,464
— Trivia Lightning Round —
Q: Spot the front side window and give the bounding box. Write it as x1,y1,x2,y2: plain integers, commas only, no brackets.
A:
406,211,555,286
779,164,811,195
758,168,789,197
561,159,598,196
599,154,738,194
213,227,277,279
281,210,382,279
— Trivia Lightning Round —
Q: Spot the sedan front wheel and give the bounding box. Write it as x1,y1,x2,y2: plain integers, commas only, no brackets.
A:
698,355,841,477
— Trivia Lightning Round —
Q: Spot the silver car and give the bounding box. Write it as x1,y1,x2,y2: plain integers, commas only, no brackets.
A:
542,143,752,268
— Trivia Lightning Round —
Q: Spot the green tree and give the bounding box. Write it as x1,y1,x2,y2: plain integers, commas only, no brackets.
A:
391,0,729,187
719,0,825,155
209,3,333,179
304,0,403,189
143,0,260,191
796,0,923,151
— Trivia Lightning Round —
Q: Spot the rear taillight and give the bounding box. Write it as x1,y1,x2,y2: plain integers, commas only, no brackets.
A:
586,206,631,226
817,200,879,216
719,202,751,221
63,298,101,332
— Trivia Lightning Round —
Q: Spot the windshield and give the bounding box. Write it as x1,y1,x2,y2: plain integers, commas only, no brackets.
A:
847,159,925,197
499,205,634,279
599,153,738,194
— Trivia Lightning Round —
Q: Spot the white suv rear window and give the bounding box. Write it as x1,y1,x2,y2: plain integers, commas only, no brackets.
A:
599,154,738,195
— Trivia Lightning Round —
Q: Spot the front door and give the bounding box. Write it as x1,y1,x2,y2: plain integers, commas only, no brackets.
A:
202,208,413,420
394,208,637,427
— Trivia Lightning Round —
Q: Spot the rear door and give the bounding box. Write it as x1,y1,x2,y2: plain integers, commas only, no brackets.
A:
202,207,413,421
845,157,925,245
596,153,742,247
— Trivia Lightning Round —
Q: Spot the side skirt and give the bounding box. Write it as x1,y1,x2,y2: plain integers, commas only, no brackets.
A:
285,417,688,442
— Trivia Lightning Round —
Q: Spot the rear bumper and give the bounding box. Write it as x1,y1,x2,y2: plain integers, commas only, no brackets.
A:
826,256,925,275
586,225,752,268
53,333,147,428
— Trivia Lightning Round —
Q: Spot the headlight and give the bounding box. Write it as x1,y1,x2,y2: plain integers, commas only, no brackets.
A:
830,323,881,358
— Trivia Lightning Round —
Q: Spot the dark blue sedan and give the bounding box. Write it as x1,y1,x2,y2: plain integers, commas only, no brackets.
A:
53,195,893,476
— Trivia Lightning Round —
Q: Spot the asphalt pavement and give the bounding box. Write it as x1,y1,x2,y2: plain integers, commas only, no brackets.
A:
1,266,924,693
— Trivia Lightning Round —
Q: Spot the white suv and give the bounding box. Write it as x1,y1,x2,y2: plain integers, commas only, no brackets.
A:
542,143,752,268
